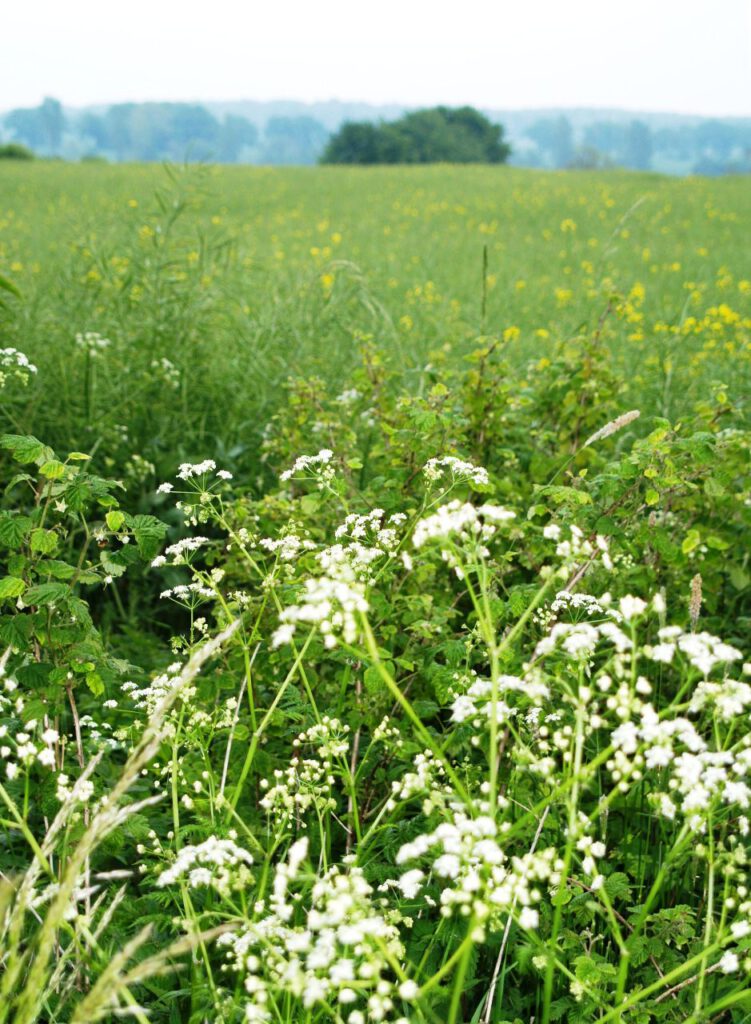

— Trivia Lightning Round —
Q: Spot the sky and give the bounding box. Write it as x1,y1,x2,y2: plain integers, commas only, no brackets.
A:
3,0,751,116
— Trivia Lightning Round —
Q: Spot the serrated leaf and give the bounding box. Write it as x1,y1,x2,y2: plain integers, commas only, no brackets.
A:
106,510,125,531
36,559,76,580
0,513,32,549
30,528,58,555
0,434,54,465
125,513,167,559
39,460,67,480
604,871,632,901
0,576,26,599
23,582,69,607
67,452,91,461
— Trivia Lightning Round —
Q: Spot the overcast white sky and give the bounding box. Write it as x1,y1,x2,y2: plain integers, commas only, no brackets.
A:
3,0,751,115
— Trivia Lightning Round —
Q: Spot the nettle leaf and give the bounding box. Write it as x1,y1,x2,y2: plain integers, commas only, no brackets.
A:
0,513,33,549
0,576,26,600
0,434,55,465
125,513,168,559
604,871,632,902
17,662,53,689
100,550,128,579
23,582,70,607
0,614,32,647
36,559,76,580
39,459,67,480
30,528,59,555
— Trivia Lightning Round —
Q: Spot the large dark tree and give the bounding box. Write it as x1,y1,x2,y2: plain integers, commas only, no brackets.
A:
321,106,510,165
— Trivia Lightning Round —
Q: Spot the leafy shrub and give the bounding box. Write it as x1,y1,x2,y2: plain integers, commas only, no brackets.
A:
0,143,34,160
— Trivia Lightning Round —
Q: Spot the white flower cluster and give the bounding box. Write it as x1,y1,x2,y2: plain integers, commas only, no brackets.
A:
218,838,411,1024
260,718,350,819
177,459,217,480
615,715,751,829
159,581,215,605
150,356,180,389
335,508,404,549
280,449,335,487
412,501,515,576
151,536,209,567
386,750,452,815
646,626,743,676
550,591,606,617
157,836,254,895
259,532,316,562
121,662,192,723
0,347,37,388
396,802,561,935
451,673,550,731
0,673,60,781
534,594,650,661
272,572,368,649
689,677,751,720
56,773,95,805
423,456,490,489
300,508,406,584
576,835,607,890
75,331,111,355
543,522,614,574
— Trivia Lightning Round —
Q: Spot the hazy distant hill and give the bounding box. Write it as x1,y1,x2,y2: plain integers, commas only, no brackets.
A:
1,97,749,175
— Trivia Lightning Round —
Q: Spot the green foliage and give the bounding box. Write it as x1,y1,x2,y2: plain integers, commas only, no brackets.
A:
0,143,34,160
321,105,511,164
0,161,749,1024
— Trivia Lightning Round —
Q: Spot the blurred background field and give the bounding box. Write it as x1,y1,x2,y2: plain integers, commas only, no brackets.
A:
1,162,749,491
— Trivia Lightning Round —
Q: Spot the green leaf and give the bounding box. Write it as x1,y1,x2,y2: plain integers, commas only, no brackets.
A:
706,534,729,551
125,513,167,559
0,513,32,549
100,550,127,579
645,488,659,506
0,576,26,600
703,476,726,498
67,452,91,461
39,460,67,480
23,583,69,607
300,494,320,515
106,510,125,532
0,273,21,298
36,559,84,581
0,434,54,465
604,871,632,901
729,566,749,591
30,528,59,555
85,672,104,697
681,529,701,555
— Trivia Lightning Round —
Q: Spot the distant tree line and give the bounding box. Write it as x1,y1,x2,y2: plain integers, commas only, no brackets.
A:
518,114,751,175
1,97,750,176
0,98,327,164
321,107,510,164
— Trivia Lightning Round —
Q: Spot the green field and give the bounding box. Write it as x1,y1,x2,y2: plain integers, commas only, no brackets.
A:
1,164,750,1024
2,164,749,476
